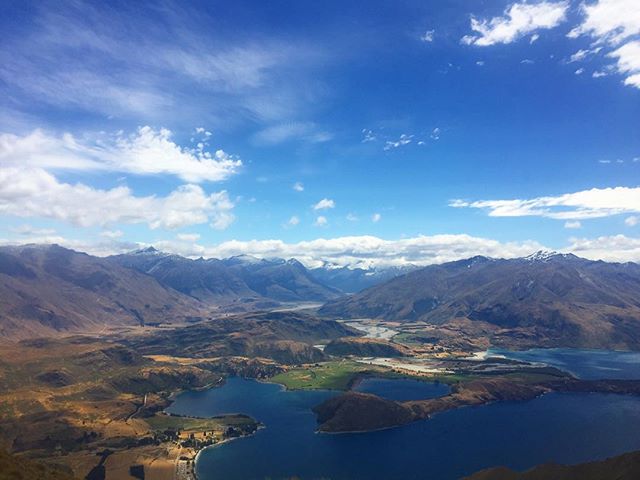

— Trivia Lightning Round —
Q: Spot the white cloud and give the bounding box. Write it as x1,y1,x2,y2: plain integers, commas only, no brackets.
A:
9,232,640,266
564,220,582,229
521,59,535,64
476,60,485,66
608,41,640,87
575,68,585,75
0,167,235,230
0,234,140,258
177,233,201,242
384,134,413,150
530,33,540,43
252,122,332,145
293,182,304,192
0,3,329,123
568,47,601,63
421,30,435,42
568,0,640,44
313,216,328,227
626,216,639,227
10,224,56,236
430,128,441,140
162,234,546,269
313,198,335,210
346,213,358,222
0,127,242,183
372,213,382,223
568,0,640,89
462,1,568,46
362,129,376,143
566,234,640,263
593,70,608,78
100,229,123,239
287,215,300,226
450,186,640,220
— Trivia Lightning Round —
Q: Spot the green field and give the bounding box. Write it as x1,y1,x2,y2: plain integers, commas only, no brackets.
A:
270,360,404,390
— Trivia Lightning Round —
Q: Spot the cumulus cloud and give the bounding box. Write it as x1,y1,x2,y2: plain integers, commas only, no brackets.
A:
421,30,435,42
626,216,639,227
567,234,640,263
100,229,124,239
0,167,235,230
568,0,640,89
177,233,201,242
450,186,640,220
313,216,328,227
152,234,546,269
313,198,335,210
293,182,304,192
287,215,300,226
8,231,640,266
564,220,582,229
461,1,568,46
372,213,382,223
0,127,242,183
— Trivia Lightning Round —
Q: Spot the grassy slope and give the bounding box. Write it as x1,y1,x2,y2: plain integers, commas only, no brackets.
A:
0,449,77,480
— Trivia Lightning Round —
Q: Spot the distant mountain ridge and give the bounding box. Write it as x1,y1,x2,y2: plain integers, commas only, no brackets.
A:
108,247,341,305
320,251,640,350
308,264,418,293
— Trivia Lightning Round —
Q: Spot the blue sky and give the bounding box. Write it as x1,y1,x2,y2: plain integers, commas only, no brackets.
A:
1,0,639,267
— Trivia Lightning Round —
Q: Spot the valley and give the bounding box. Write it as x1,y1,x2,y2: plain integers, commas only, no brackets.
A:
2,246,640,479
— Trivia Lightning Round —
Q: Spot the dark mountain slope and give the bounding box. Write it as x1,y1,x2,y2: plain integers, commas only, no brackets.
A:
223,256,342,302
320,252,640,350
0,245,203,339
110,248,256,303
465,449,640,480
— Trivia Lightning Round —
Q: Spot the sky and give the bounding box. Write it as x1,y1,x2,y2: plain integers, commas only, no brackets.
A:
1,0,639,268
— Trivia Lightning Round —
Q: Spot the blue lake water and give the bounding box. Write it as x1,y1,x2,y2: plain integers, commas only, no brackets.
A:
166,350,640,480
353,377,450,401
489,348,640,380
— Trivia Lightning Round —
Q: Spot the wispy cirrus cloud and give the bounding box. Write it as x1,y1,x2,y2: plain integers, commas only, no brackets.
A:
451,186,640,220
0,127,241,183
0,2,330,124
252,122,332,145
461,1,568,46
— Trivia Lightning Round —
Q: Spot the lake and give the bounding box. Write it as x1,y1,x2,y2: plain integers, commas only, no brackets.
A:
353,377,450,401
489,348,640,380
167,350,640,480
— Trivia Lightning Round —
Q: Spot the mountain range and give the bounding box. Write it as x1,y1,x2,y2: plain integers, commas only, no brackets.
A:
109,247,341,307
4,245,640,351
320,251,640,350
0,244,404,339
